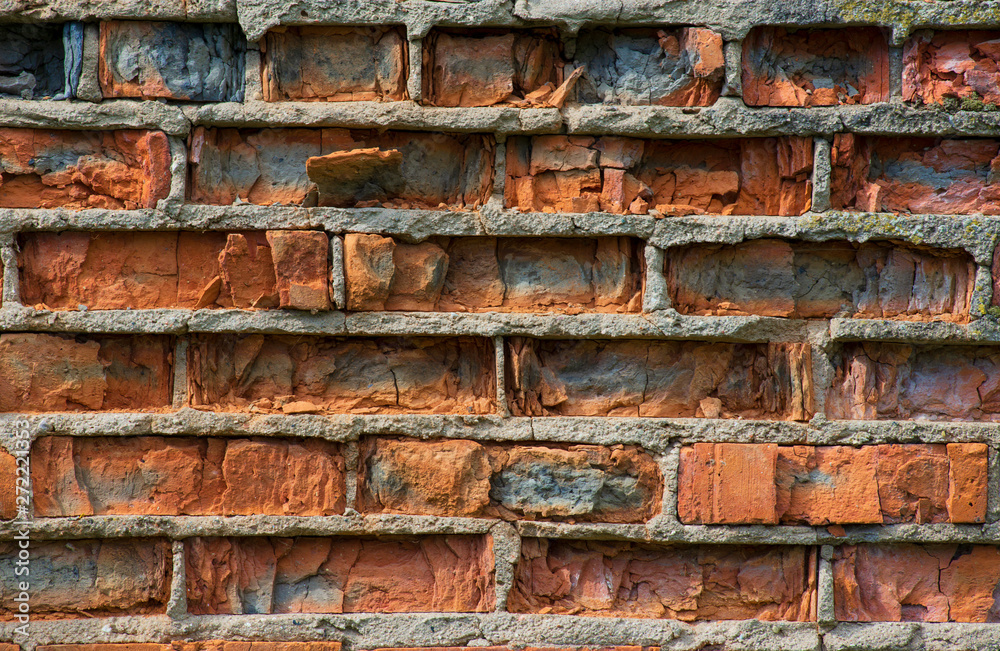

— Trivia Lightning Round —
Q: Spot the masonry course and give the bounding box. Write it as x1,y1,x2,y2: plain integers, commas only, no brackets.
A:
4,2,1000,651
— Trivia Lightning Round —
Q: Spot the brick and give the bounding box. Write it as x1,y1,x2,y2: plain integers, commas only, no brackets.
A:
834,544,1000,622
831,134,1000,214
0,128,171,209
0,447,15,519
0,23,70,99
359,438,661,522
18,230,330,310
0,538,170,617
262,26,406,102
37,645,344,651
423,29,563,107
0,333,172,412
189,127,494,209
507,338,813,420
32,436,345,517
827,342,1000,420
742,27,890,106
666,239,975,320
187,335,495,415
506,136,812,216
345,235,642,313
679,443,987,525
39,646,167,651
573,27,724,106
99,21,244,101
510,539,816,620
185,536,494,614
904,30,1000,106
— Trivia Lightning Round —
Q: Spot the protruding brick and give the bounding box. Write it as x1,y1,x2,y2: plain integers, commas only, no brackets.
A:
0,538,170,617
0,333,173,412
574,27,724,106
507,338,813,420
506,136,812,216
666,239,975,320
265,230,331,310
742,27,890,106
189,127,494,209
827,343,1000,421
834,544,1000,622
99,21,244,101
0,128,171,209
510,539,816,620
344,233,395,310
262,26,406,102
0,448,16,519
186,536,494,614
359,438,661,522
904,30,1000,106
679,443,988,525
32,436,345,517
831,134,1000,214
0,23,71,99
187,335,495,415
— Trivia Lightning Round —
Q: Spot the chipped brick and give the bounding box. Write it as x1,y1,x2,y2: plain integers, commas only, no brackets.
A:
904,30,1000,106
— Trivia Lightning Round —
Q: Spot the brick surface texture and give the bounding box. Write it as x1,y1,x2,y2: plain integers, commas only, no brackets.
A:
2,2,1000,650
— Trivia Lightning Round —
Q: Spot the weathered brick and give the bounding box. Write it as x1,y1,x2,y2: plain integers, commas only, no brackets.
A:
904,30,1000,106
187,335,495,415
39,646,166,651
0,538,170,617
827,343,1000,420
18,230,329,310
507,338,813,420
0,23,72,99
359,438,661,522
423,29,564,107
506,136,812,216
0,333,173,412
510,539,816,620
263,26,406,102
185,536,494,614
189,127,494,209
99,21,244,101
344,235,642,313
0,128,171,209
742,27,890,106
831,134,1000,214
573,27,724,106
834,544,1000,622
0,447,16,519
679,443,987,525
37,645,344,651
666,239,975,320
32,436,345,516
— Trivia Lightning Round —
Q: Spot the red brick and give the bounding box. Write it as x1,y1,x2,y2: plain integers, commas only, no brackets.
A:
39,646,167,651
185,536,494,614
667,239,975,321
506,136,812,216
18,230,330,311
189,127,493,209
0,538,170,617
187,335,495,415
0,128,171,209
904,30,1000,105
834,544,1000,622
679,443,987,525
175,645,342,651
827,343,1000,420
507,338,813,420
262,26,406,102
31,436,345,517
0,447,15,519
831,134,1000,214
358,438,661,522
742,27,890,106
423,29,563,107
0,333,173,412
510,539,816,620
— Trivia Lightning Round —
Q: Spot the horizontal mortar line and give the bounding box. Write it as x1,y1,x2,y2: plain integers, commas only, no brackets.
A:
0,613,824,650
828,318,1000,343
2,411,1000,449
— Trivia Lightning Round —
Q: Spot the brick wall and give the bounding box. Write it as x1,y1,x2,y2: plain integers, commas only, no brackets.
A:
2,2,1000,651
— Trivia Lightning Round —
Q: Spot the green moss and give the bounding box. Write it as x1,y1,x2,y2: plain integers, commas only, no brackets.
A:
962,95,986,111
942,96,961,111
